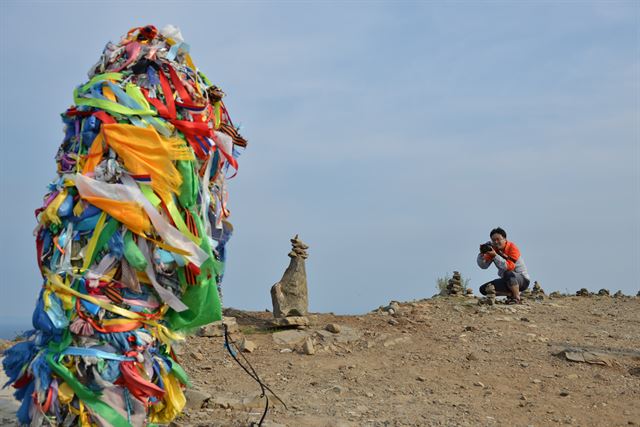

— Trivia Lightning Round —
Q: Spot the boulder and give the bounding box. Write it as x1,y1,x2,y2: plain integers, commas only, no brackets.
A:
325,323,341,333
238,337,256,353
197,316,238,337
184,388,211,410
301,337,315,355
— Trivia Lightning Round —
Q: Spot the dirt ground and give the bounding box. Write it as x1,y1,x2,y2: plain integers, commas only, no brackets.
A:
173,295,640,427
1,295,639,427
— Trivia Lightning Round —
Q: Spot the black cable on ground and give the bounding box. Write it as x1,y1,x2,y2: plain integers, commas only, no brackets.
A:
223,323,288,426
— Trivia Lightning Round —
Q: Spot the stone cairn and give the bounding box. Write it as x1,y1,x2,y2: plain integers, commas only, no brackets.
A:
446,271,464,296
613,290,624,298
598,288,610,297
270,235,310,328
481,283,496,305
530,281,546,300
576,288,591,297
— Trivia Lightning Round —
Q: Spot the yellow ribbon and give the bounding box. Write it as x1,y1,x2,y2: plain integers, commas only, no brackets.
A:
82,212,107,271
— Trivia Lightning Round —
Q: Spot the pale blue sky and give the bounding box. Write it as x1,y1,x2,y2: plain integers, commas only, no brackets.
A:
0,1,638,331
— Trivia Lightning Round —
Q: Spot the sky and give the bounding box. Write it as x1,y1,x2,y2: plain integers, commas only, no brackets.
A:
0,1,638,333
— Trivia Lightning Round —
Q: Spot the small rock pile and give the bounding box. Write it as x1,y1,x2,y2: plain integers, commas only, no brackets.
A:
576,288,591,297
480,283,496,305
598,289,610,297
613,290,624,298
531,281,546,300
446,271,465,296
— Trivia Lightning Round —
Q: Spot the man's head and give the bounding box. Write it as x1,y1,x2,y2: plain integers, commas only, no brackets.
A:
490,227,507,250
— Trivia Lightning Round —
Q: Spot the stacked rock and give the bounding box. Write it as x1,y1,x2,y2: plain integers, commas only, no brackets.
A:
576,288,591,296
598,289,610,297
288,234,309,259
484,283,497,305
531,281,546,300
613,290,623,298
447,271,464,296
465,287,474,297
271,235,310,328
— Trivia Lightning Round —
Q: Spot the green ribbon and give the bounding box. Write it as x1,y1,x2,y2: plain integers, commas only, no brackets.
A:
176,160,197,208
123,231,147,271
167,207,222,331
84,218,120,268
74,73,157,117
169,358,191,387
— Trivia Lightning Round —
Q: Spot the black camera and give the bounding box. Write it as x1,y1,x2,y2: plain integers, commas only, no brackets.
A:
480,243,494,253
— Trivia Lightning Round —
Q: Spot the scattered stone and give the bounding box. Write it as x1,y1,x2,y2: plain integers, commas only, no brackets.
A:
613,290,623,298
473,381,485,388
549,291,562,298
378,301,401,315
314,326,362,344
331,385,344,394
238,337,256,353
598,289,610,297
184,388,211,410
271,234,309,317
466,352,479,361
198,317,238,337
464,325,477,332
387,318,399,326
301,337,315,355
416,376,427,382
273,329,310,346
383,336,412,348
532,379,542,384
563,350,613,366
576,288,590,297
325,323,341,333
559,389,570,397
271,316,309,329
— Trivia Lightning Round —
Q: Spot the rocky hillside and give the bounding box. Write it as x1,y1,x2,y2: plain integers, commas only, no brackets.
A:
173,295,639,427
2,295,639,427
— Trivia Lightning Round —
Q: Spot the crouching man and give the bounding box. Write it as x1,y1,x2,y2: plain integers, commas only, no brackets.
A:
477,227,530,304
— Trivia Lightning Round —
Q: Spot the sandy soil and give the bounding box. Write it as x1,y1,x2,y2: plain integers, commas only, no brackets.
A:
1,295,639,427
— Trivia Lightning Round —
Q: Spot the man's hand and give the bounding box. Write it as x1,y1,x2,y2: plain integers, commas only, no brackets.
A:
486,247,497,257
